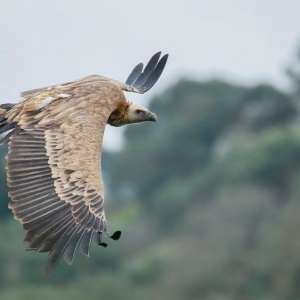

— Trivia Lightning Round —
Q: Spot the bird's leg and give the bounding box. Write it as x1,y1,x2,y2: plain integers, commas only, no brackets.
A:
108,231,122,240
97,231,121,248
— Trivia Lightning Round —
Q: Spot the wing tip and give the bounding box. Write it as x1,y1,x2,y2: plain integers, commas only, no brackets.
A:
124,51,169,94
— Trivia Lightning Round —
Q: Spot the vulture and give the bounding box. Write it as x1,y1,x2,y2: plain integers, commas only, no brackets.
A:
0,52,168,274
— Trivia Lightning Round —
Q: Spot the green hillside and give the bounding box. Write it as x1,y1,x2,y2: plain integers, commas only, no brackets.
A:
1,73,300,299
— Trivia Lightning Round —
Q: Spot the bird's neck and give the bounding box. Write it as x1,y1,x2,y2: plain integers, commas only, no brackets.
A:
107,101,131,127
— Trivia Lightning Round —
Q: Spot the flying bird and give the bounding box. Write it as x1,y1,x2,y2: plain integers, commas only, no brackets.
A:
0,52,168,274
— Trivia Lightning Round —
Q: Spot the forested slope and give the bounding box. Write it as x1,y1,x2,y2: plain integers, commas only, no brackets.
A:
1,75,300,299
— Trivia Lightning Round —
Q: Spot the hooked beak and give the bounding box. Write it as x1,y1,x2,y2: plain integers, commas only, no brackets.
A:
146,111,157,122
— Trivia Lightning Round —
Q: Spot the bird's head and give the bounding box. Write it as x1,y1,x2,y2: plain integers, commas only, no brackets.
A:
108,103,157,127
126,103,157,124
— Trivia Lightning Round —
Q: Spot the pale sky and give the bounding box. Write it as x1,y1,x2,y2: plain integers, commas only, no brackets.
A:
0,0,299,149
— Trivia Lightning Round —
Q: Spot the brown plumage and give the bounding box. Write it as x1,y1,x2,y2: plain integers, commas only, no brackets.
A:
0,52,168,274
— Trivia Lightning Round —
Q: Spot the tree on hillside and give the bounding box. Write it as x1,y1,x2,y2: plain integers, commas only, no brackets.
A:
108,78,298,228
287,43,300,97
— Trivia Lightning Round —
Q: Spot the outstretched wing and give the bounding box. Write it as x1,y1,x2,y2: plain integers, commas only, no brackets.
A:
20,53,169,98
6,79,121,274
125,52,169,94
2,51,169,274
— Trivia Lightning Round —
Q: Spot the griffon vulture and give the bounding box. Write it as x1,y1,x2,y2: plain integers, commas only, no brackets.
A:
0,52,168,274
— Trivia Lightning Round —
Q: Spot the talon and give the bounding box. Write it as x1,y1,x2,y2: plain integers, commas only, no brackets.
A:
98,242,108,248
108,231,122,241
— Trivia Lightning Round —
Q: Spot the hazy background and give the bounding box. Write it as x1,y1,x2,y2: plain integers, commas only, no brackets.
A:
1,1,300,300
1,0,300,149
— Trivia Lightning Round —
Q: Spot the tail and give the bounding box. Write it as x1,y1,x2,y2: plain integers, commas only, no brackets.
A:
0,103,17,145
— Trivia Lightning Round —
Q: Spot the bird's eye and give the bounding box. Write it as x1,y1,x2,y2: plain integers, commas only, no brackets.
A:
136,110,142,114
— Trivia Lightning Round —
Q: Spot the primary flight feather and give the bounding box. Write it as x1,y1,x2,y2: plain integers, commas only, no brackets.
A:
0,52,168,274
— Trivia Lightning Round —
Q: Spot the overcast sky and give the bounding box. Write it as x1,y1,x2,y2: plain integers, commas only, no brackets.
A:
0,0,299,149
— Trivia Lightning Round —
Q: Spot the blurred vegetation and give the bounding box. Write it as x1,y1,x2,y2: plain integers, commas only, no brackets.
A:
2,49,300,300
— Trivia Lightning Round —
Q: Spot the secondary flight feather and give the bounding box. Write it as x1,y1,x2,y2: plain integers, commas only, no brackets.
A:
0,52,168,274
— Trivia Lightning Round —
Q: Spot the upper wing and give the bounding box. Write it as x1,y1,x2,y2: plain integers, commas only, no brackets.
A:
6,80,122,274
124,52,169,94
20,52,169,97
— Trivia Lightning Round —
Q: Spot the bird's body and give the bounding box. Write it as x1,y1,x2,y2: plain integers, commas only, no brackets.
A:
0,52,168,274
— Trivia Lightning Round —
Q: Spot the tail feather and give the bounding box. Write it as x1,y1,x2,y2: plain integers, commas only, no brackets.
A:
0,103,16,145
